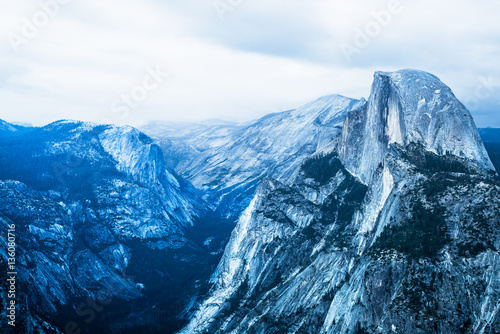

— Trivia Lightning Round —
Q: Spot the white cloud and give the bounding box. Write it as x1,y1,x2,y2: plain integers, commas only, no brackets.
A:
0,0,499,127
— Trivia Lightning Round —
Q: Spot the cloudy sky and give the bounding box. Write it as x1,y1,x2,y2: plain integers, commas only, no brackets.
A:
1,0,499,127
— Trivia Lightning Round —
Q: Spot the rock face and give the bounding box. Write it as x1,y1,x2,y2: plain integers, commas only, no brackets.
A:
0,121,218,333
339,70,494,184
141,95,365,219
181,70,500,334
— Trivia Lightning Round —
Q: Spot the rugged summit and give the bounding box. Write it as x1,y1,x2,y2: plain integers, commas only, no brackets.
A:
339,70,495,184
181,70,500,334
0,121,216,333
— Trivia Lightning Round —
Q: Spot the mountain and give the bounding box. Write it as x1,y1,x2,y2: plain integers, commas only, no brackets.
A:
479,128,500,173
139,119,240,174
0,119,29,134
0,121,225,333
181,70,500,334
339,70,494,184
1,69,499,334
141,95,366,219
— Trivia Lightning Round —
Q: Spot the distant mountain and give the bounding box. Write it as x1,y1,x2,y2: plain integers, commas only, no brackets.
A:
479,128,500,173
181,70,500,334
141,95,366,219
479,128,500,143
0,119,29,133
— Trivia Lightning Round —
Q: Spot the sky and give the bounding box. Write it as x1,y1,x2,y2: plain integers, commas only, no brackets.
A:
0,0,499,127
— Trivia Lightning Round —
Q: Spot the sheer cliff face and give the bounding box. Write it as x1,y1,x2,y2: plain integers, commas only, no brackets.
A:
339,70,495,184
182,70,500,334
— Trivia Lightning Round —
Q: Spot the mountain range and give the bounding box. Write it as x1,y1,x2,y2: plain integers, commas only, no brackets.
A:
1,69,499,334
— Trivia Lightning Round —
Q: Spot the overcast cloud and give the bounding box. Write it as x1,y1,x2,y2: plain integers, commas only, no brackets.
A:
0,0,499,127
